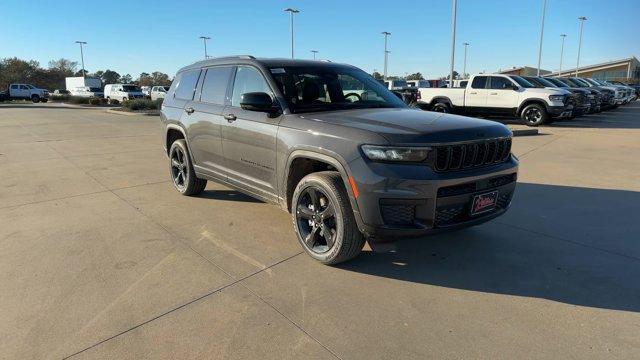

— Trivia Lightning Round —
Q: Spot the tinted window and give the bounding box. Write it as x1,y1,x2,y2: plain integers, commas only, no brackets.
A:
509,76,534,88
459,81,468,88
10,85,18,89
231,66,272,107
200,66,233,105
20,85,28,90
471,76,487,89
174,69,201,100
490,76,515,89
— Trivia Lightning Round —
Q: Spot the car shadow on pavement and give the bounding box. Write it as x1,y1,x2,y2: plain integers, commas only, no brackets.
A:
339,182,640,312
198,189,263,203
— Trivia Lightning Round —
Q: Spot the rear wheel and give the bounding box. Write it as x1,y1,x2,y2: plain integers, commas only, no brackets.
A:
31,95,40,103
169,139,207,196
431,101,451,113
292,171,365,265
520,103,548,126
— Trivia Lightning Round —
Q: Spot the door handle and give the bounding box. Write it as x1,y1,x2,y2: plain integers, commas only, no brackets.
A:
185,107,195,115
224,114,237,122
490,92,498,95
469,92,477,94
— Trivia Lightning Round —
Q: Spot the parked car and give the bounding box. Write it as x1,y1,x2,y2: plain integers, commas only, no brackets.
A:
49,89,71,99
161,56,518,264
150,86,170,101
382,79,419,105
523,76,590,117
549,78,602,113
103,84,144,104
607,80,637,102
566,77,615,109
141,86,152,98
406,79,431,89
579,78,623,107
417,74,573,126
5,83,48,103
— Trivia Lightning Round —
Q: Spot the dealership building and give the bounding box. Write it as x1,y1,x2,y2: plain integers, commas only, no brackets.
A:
498,57,640,83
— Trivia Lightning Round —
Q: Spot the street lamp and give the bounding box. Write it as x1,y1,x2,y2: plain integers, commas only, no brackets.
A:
536,0,548,76
199,36,211,59
381,31,391,80
462,42,469,79
75,41,87,78
559,34,567,74
311,50,318,60
449,0,457,87
284,8,300,59
576,17,587,76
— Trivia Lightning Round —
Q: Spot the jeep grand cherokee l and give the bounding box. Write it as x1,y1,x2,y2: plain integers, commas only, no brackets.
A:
161,56,518,264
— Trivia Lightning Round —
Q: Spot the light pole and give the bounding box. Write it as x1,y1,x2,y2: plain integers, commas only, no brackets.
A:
75,41,87,78
536,0,548,76
284,8,300,59
463,42,469,79
576,17,587,76
449,0,457,87
381,31,391,80
311,50,318,60
199,36,210,59
559,34,567,74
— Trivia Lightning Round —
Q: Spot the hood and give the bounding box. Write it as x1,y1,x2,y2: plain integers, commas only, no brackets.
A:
300,108,511,145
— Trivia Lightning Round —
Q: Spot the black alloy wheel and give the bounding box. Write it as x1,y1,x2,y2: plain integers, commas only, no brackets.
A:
170,145,188,191
295,186,337,254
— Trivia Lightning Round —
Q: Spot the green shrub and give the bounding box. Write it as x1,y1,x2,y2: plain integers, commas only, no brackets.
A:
89,98,102,105
122,98,161,111
67,96,92,104
50,95,71,102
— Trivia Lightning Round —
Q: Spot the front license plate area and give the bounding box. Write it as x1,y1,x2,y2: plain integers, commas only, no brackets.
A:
470,191,498,216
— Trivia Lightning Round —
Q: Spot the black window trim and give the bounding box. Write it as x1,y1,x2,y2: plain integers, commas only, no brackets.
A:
471,76,488,89
488,76,516,90
174,68,202,101
196,65,235,105
228,64,278,109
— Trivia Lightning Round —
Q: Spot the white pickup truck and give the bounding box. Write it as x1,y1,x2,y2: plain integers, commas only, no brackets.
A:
417,74,573,126
4,83,49,103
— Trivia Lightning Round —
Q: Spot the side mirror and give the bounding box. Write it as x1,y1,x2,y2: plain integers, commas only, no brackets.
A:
512,85,520,90
240,92,279,113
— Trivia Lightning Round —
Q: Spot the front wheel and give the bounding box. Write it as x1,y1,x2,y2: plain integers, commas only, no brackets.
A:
168,139,207,196
292,171,365,265
520,104,548,126
31,95,40,103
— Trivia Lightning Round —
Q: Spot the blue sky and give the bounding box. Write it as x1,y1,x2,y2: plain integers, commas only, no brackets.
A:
1,0,638,79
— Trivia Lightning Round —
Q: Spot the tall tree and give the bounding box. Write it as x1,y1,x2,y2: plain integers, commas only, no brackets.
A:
371,71,383,80
0,57,40,89
48,58,78,75
101,69,121,84
121,74,133,83
406,72,424,80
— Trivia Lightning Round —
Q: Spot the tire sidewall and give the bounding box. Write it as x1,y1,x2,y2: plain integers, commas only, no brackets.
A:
292,176,346,263
169,139,192,194
432,102,450,113
521,104,547,126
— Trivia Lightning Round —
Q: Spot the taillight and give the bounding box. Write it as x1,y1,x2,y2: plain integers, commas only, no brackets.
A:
416,91,421,100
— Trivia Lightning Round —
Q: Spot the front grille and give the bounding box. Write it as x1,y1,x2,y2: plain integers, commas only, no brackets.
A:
381,205,415,226
432,138,511,172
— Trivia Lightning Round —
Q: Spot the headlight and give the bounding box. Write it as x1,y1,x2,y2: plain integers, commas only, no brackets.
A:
549,95,565,102
361,145,430,162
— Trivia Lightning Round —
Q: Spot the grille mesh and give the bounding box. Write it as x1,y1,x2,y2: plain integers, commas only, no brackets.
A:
432,138,511,172
381,205,415,226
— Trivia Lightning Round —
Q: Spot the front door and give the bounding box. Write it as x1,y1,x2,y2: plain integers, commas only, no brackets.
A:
221,66,280,201
486,76,520,115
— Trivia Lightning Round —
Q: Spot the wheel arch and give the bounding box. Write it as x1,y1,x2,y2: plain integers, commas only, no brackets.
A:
283,149,365,230
517,98,548,117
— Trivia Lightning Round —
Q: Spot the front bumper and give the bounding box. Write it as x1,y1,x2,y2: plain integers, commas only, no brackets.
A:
547,105,573,118
347,155,519,239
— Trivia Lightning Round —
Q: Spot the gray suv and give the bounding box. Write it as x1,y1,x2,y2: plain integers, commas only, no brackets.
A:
161,56,518,264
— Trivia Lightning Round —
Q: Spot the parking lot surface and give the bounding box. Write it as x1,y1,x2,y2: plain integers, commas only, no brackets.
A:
1,102,639,359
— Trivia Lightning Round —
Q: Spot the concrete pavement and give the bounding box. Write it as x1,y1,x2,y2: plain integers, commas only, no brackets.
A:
1,103,638,359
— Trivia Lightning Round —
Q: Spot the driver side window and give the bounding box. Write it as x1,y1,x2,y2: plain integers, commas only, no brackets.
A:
489,77,514,90
231,67,272,107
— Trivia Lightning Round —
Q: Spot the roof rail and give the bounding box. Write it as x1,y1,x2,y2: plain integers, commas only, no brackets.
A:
207,55,255,61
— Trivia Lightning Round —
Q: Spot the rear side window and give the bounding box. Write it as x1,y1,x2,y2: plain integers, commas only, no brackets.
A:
200,66,233,105
230,67,272,107
489,77,514,90
174,69,201,100
471,76,487,89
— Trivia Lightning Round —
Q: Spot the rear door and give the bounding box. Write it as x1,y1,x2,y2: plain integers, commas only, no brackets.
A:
187,66,234,180
465,76,489,112
486,76,519,115
220,65,281,201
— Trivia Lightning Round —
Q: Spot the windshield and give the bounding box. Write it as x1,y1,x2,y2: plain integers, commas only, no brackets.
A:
535,77,556,87
509,76,535,88
562,78,586,87
391,80,407,88
570,78,591,87
122,85,141,92
269,66,406,113
89,87,102,92
544,78,568,87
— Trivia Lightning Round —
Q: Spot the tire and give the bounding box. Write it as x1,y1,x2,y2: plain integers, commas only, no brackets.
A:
520,103,548,126
291,171,365,265
431,101,451,113
41,98,48,103
168,139,207,196
122,97,128,103
31,95,40,103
